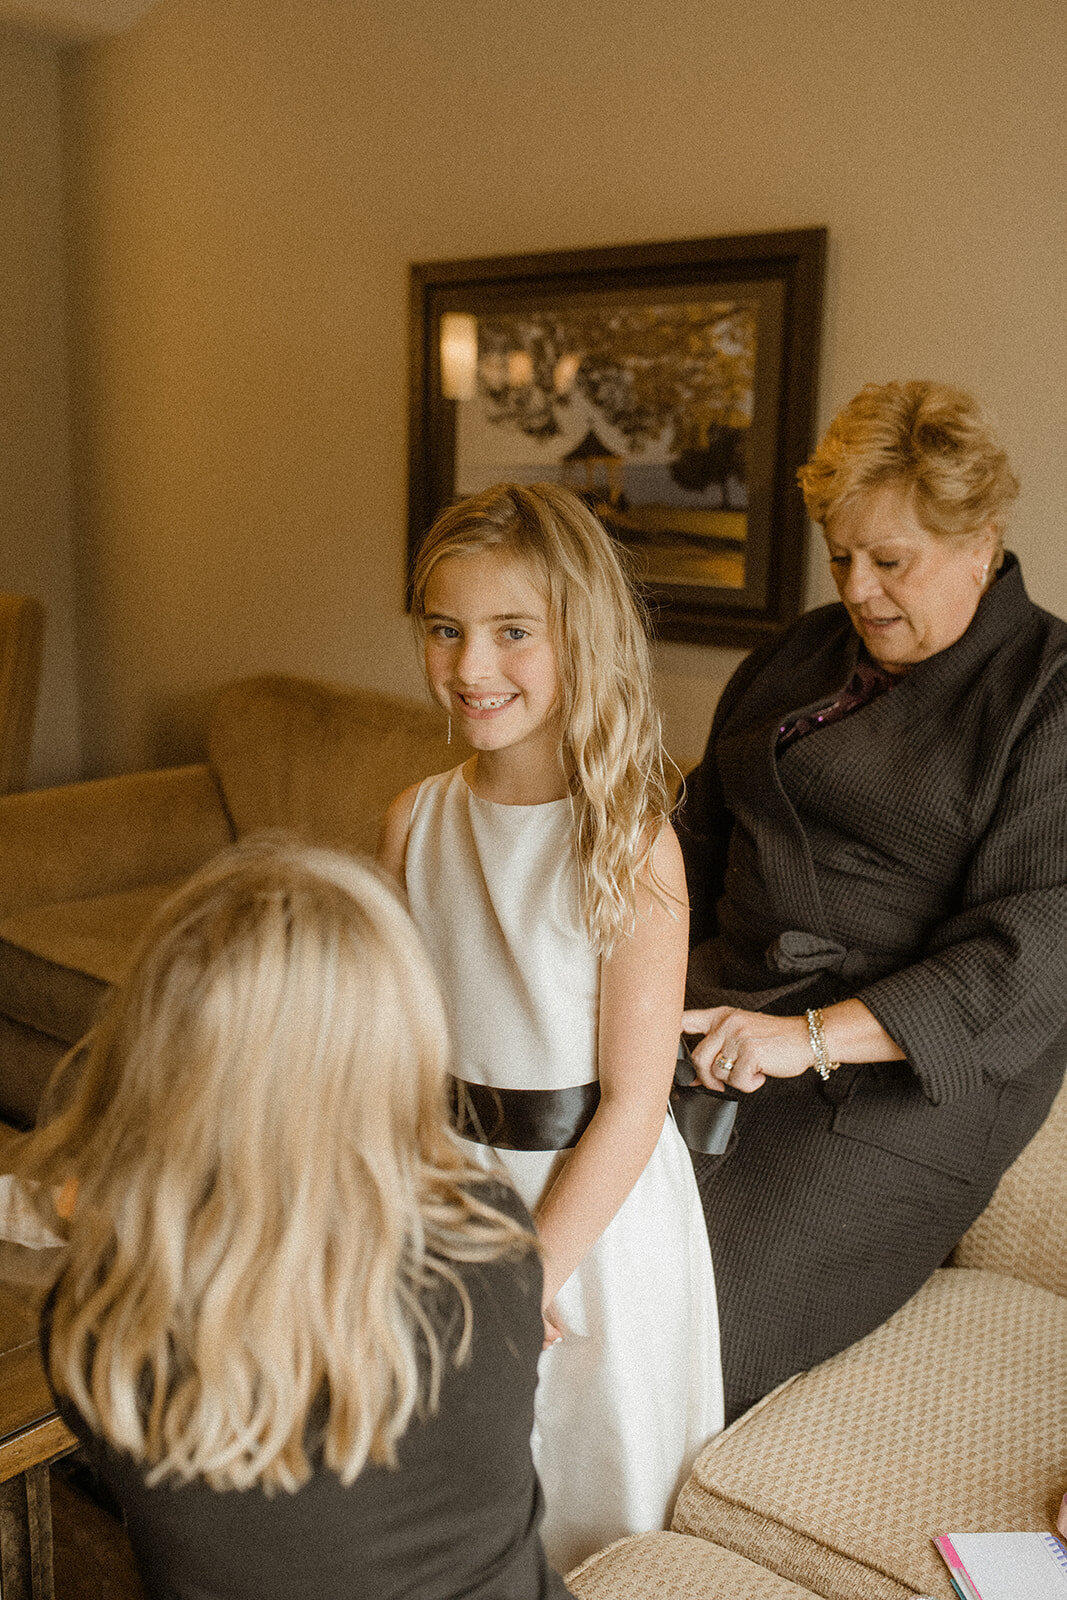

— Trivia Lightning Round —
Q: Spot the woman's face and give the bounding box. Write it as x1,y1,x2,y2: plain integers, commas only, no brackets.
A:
824,481,997,673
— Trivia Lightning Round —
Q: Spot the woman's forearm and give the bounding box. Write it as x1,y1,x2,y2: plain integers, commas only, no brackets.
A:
683,997,906,1093
819,999,906,1065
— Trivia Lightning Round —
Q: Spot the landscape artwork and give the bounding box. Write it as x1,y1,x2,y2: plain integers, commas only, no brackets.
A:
410,233,826,645
452,298,756,593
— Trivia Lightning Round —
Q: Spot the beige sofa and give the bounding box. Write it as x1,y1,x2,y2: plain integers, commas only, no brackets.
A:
0,673,1063,1598
569,1081,1066,1597
0,674,455,1127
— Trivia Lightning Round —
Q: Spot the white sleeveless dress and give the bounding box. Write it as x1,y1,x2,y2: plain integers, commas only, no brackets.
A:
405,765,723,1573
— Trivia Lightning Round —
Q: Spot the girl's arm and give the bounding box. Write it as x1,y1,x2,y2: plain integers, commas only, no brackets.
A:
534,823,689,1324
376,783,420,885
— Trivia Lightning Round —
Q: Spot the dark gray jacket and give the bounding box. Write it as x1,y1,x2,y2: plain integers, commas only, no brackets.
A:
682,552,1067,1173
678,555,1067,1416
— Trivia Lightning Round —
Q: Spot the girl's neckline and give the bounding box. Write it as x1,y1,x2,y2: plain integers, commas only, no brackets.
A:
459,760,570,810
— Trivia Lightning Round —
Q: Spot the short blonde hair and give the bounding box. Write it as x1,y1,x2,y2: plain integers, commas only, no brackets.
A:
798,380,1019,541
17,836,531,1491
412,482,672,949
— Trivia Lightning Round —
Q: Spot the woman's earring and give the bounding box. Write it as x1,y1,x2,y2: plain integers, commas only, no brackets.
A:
976,561,990,591
447,717,452,746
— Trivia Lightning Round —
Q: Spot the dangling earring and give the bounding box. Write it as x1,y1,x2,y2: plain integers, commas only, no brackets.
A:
976,561,990,591
447,716,452,746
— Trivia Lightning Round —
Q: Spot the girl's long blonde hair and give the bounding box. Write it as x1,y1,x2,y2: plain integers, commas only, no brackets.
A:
15,836,531,1492
412,482,673,950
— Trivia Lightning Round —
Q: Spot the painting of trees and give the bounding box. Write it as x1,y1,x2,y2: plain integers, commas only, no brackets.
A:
410,229,827,645
474,300,756,456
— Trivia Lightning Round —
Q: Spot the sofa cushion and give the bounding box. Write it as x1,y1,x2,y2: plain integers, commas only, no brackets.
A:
208,675,456,858
0,880,183,1042
0,764,232,921
567,1531,825,1598
951,1076,1067,1297
672,1268,1067,1600
0,1015,73,1128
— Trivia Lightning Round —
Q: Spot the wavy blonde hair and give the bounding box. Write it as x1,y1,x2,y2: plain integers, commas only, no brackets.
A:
412,482,672,949
797,380,1019,558
15,836,532,1492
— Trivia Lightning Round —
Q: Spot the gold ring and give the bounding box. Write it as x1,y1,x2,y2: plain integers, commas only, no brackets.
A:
714,1054,736,1079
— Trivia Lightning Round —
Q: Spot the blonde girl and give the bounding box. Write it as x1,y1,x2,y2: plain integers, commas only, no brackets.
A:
15,837,571,1600
380,483,722,1572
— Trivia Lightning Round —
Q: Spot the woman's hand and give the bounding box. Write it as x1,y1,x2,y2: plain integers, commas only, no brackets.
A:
681,1006,813,1093
682,998,905,1092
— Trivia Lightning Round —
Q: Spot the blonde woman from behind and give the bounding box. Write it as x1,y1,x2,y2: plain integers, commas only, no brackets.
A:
15,836,572,1600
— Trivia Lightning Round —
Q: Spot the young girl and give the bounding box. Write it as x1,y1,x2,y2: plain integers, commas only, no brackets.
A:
14,837,571,1600
379,482,723,1572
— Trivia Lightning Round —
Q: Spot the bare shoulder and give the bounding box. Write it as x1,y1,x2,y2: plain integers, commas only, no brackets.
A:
649,819,685,886
377,781,421,882
599,820,688,1073
643,818,688,909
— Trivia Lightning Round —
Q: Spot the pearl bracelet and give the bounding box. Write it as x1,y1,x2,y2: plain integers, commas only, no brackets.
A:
805,1008,841,1081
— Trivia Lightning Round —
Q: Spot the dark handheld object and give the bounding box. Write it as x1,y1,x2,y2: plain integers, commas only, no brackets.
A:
670,1035,740,1155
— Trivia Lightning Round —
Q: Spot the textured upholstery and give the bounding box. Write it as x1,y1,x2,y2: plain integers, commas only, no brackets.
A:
0,879,182,1038
951,1075,1067,1297
0,593,44,794
0,676,455,1126
209,675,455,858
567,1532,823,1597
0,765,231,919
0,1015,74,1128
0,880,183,993
673,1268,1067,1600
0,761,233,1125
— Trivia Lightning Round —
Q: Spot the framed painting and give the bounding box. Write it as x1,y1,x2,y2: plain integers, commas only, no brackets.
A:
408,229,826,647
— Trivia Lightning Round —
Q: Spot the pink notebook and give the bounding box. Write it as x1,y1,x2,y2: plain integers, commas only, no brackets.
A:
935,1531,1067,1600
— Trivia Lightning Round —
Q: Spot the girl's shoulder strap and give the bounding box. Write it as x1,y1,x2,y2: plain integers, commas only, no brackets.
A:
378,765,466,881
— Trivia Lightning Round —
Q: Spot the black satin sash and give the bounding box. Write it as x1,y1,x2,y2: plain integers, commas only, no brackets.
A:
449,1077,601,1151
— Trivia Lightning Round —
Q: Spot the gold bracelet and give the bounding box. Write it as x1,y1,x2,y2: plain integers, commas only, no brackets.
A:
806,1008,841,1081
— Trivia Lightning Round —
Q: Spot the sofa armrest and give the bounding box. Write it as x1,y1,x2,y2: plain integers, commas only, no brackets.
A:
951,1074,1067,1297
0,765,234,917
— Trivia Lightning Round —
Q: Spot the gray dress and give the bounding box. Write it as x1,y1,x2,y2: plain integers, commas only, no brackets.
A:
677,553,1067,1421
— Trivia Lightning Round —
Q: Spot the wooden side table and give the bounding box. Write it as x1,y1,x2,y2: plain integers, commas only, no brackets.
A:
0,1249,76,1599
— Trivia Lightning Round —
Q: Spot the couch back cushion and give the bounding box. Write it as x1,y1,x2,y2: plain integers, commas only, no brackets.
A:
208,675,457,858
951,1072,1067,1296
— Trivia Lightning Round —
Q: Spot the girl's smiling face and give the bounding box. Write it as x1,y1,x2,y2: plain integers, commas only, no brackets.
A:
422,547,564,786
824,481,998,672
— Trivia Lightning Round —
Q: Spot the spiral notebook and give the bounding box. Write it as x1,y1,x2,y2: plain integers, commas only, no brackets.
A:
934,1531,1067,1600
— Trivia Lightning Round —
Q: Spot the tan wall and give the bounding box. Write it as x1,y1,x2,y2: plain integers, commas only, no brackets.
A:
61,0,1067,775
0,23,83,785
0,0,160,41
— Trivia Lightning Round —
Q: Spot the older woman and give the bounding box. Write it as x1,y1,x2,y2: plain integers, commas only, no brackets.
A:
678,380,1067,1422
